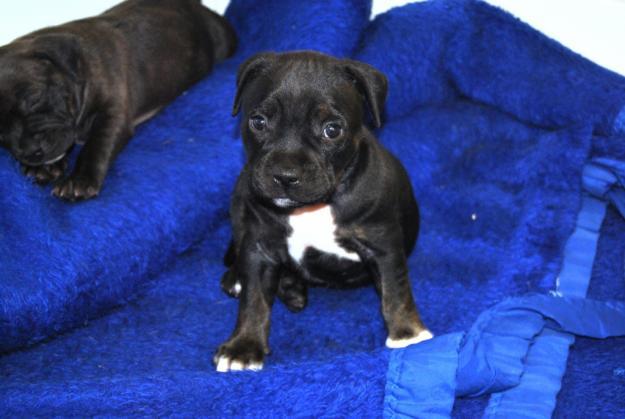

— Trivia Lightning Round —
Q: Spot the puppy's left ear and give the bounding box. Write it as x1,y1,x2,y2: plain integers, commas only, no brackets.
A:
343,60,388,128
31,34,83,82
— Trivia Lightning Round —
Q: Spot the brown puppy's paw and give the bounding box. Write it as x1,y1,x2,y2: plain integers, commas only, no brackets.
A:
53,174,101,201
22,159,68,185
214,337,266,372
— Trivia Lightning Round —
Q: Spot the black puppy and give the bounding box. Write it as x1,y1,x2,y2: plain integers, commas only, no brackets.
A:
215,51,432,372
0,0,236,200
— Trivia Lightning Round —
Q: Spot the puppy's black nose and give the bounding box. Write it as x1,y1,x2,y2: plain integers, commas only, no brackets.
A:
273,171,300,187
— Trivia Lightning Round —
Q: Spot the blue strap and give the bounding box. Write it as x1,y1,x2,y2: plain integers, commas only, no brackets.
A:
482,159,625,418
554,195,606,298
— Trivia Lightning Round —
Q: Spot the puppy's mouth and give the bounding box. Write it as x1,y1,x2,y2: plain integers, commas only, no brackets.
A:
251,173,334,210
273,197,301,208
43,152,67,165
20,152,67,167
271,190,332,210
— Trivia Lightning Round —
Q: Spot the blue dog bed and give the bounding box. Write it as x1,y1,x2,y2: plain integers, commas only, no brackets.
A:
1,0,624,416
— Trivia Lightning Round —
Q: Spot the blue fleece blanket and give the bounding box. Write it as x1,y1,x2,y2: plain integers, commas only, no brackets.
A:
1,0,625,416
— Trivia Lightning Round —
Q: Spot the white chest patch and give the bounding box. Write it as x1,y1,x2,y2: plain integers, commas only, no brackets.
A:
287,204,361,263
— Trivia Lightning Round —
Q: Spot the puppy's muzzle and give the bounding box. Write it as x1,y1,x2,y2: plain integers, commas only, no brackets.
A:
253,158,333,207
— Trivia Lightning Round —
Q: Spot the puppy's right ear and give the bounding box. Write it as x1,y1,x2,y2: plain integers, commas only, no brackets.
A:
232,52,275,116
342,60,388,129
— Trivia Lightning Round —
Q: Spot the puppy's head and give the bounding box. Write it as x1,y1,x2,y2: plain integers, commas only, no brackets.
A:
0,35,84,167
233,51,388,209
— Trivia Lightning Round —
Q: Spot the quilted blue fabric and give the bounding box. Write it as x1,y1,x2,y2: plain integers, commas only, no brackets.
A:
1,0,624,416
385,296,625,418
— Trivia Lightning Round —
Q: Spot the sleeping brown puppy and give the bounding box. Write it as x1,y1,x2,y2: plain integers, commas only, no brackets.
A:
0,0,236,200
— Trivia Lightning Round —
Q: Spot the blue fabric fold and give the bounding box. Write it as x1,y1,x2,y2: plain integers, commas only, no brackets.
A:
586,158,625,218
385,333,465,419
482,155,625,418
484,329,574,419
385,157,625,418
356,0,625,135
384,296,625,419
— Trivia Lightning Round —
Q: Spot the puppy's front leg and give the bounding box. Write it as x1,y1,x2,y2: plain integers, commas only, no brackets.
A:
214,239,279,372
53,108,131,201
345,235,432,348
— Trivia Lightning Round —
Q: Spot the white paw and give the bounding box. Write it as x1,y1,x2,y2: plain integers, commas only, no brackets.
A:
386,329,434,349
215,355,263,373
233,281,242,296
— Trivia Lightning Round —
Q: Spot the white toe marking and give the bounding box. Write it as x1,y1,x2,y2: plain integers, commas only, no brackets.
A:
386,330,434,349
229,360,244,371
215,355,264,373
233,281,242,296
216,356,230,373
248,362,263,371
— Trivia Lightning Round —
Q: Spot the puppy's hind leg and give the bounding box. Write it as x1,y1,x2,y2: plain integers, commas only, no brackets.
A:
220,269,242,298
277,267,307,313
220,240,242,298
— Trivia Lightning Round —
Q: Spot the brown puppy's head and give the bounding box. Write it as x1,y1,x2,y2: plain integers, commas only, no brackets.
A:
0,35,84,167
232,51,388,209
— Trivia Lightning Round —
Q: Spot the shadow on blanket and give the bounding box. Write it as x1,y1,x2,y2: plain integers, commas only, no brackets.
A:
1,0,624,417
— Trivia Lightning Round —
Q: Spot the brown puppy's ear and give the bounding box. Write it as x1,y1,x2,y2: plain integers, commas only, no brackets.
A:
31,34,83,82
232,52,276,116
343,60,388,128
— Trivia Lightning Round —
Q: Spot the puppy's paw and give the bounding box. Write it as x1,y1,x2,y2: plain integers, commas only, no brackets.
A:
220,270,242,298
213,337,266,373
277,274,307,313
386,329,433,349
53,174,101,201
22,159,67,185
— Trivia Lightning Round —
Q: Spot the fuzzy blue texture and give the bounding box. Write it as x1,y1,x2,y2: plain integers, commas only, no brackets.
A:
1,0,625,416
0,0,371,353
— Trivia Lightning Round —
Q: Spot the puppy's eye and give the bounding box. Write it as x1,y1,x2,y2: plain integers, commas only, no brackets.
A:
323,123,343,140
250,115,267,131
